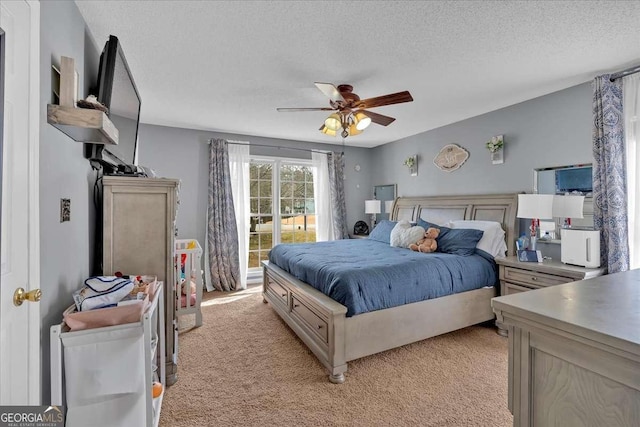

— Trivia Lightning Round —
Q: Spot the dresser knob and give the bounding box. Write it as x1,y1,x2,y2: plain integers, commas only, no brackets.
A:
531,277,537,281
317,325,323,329
281,293,286,297
293,304,300,308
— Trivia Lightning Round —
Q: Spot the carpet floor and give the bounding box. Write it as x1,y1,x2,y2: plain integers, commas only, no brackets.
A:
159,286,513,427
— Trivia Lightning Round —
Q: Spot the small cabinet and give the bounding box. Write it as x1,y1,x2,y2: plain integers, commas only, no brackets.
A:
495,256,605,335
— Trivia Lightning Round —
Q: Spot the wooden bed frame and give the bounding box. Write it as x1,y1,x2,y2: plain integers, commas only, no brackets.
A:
262,193,519,383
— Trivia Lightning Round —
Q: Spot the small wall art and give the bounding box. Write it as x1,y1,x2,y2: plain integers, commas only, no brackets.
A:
403,155,418,176
486,135,504,165
433,144,469,172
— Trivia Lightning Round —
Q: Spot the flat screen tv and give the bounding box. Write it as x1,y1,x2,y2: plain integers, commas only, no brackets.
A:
555,165,593,195
85,35,141,167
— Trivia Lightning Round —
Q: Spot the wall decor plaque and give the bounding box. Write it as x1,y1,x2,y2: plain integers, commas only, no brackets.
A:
433,144,469,172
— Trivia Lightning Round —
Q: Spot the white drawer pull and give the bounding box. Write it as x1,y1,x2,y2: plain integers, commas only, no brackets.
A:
531,276,537,281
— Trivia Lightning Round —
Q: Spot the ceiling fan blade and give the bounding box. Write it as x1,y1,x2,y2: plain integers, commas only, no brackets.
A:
314,82,345,102
362,110,396,126
355,91,413,109
277,107,335,112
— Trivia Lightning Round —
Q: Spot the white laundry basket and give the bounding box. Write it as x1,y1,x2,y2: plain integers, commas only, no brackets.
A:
175,239,203,327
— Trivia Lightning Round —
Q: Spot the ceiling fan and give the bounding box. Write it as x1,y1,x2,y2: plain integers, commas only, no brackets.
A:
277,82,414,138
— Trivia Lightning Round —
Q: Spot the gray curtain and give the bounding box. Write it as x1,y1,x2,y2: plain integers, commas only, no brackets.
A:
592,75,630,273
207,139,241,291
327,152,349,239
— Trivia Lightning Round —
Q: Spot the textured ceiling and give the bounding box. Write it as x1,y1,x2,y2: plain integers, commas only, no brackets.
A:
76,1,640,148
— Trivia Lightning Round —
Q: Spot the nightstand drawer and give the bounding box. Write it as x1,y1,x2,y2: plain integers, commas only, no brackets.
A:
503,281,541,295
503,267,571,288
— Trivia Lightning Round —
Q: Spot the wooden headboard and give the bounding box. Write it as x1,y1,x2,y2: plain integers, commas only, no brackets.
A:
389,193,519,256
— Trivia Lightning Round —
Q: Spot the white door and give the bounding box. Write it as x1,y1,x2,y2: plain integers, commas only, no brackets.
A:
0,0,40,405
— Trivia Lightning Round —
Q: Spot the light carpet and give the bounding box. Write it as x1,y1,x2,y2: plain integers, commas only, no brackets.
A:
159,286,513,427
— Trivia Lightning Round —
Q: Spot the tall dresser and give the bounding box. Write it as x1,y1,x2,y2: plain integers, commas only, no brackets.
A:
102,176,180,385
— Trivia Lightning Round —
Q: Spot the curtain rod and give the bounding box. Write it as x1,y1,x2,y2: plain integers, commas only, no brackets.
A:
610,63,640,81
219,140,332,155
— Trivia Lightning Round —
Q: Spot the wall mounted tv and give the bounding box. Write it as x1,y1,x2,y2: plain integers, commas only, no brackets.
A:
85,35,141,167
555,165,593,195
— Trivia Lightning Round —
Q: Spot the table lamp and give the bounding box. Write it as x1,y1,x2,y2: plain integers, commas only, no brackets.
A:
516,194,554,251
552,195,584,235
365,199,381,229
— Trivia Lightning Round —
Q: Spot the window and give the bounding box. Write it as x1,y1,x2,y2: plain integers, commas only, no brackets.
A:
249,158,316,270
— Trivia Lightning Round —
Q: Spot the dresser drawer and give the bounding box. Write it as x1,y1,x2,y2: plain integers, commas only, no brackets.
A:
291,296,328,343
503,267,572,288
503,281,541,296
266,279,288,306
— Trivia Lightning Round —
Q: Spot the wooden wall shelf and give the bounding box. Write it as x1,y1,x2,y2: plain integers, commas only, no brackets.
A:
47,104,119,145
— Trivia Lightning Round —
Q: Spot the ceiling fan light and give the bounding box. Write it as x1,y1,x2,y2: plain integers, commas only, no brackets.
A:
355,112,372,130
324,113,342,131
320,125,337,137
348,123,362,136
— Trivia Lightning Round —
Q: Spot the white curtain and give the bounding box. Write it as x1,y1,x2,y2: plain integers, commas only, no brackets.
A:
228,143,251,289
624,73,640,270
312,151,334,241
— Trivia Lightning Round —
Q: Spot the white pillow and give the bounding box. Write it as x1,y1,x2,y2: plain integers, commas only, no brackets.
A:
445,220,507,258
390,220,426,248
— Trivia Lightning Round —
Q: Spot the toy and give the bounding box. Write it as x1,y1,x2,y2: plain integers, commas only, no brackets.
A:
409,227,440,253
181,278,196,295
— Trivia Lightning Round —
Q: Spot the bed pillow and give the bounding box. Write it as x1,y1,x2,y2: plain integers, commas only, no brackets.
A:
446,220,507,258
417,218,483,256
390,220,426,248
367,220,397,244
437,228,484,256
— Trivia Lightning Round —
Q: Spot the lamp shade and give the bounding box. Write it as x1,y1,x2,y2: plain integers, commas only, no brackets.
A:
320,125,337,137
365,199,381,214
517,194,554,220
552,195,584,219
385,200,394,213
355,111,372,130
324,113,342,131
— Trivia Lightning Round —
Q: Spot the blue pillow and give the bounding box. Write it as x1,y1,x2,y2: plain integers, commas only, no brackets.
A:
437,228,484,256
368,220,397,244
416,218,483,256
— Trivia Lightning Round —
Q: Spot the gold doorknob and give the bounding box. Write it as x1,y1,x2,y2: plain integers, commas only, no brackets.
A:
13,288,42,307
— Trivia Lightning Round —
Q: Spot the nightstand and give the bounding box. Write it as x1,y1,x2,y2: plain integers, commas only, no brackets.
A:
494,256,605,336
349,234,369,239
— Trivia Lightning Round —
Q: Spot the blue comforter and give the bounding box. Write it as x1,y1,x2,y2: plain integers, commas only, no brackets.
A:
268,239,497,317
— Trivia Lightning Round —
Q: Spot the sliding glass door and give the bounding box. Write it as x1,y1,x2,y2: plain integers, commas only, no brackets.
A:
249,158,316,270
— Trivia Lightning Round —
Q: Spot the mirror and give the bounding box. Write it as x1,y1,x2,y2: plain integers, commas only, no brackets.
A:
534,163,593,196
374,184,397,221
533,164,594,240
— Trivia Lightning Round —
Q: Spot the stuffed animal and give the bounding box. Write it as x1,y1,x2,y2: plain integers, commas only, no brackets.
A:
409,227,440,253
181,278,196,295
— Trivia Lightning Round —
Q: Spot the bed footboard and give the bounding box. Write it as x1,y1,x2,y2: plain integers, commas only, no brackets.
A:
262,261,348,383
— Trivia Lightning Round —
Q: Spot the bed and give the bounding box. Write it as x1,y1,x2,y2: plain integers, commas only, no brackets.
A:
262,193,519,383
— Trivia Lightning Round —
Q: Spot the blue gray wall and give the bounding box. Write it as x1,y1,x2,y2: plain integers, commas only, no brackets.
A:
138,124,373,247
39,0,100,403
371,83,593,197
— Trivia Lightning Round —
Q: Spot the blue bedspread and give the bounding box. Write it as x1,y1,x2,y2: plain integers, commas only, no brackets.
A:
268,239,497,317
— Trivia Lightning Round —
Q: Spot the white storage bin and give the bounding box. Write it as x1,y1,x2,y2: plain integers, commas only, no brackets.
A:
51,283,165,427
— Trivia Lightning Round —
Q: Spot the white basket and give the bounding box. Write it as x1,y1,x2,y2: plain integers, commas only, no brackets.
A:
175,239,203,327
